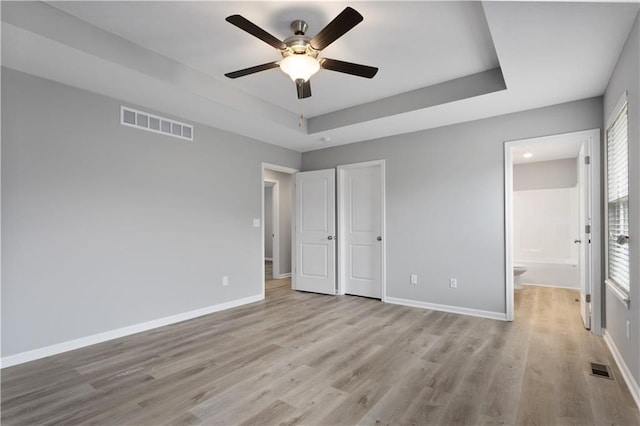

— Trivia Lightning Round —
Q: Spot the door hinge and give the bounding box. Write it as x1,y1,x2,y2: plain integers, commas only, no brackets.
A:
584,155,591,165
585,224,591,234
586,294,591,303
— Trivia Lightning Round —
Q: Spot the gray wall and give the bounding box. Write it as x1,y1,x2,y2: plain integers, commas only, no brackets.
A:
603,11,639,385
263,169,293,276
513,158,577,191
302,97,602,315
1,68,301,357
264,184,273,259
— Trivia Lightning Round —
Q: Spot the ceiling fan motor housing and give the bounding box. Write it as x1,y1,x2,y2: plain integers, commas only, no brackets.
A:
290,20,308,35
283,20,317,57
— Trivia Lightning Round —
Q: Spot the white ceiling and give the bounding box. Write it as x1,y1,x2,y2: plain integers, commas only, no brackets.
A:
2,1,639,152
512,133,585,165
45,1,499,118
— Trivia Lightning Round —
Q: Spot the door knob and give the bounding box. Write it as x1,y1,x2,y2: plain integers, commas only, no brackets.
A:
328,235,334,240
377,236,382,241
574,239,582,244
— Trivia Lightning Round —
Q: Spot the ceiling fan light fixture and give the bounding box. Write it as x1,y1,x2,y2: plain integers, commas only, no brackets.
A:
279,54,320,82
225,8,375,99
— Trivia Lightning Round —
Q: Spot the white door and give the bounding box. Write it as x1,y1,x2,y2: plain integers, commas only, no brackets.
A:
338,162,384,299
294,169,336,295
577,140,592,329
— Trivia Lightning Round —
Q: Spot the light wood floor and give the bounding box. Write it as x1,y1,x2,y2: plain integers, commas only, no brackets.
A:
2,281,639,425
265,260,273,280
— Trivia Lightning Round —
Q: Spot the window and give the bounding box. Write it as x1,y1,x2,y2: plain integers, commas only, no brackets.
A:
605,95,629,295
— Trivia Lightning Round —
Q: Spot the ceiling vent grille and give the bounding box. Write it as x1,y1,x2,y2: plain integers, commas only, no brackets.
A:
120,106,193,141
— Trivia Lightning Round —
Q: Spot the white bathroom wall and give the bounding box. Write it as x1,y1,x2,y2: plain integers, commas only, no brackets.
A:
513,187,579,264
513,188,579,287
513,158,577,191
513,159,580,289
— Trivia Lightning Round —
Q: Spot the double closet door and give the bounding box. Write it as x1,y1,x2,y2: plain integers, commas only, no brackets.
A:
293,161,384,299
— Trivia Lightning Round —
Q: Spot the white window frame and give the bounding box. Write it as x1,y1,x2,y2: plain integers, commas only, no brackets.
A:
604,92,630,308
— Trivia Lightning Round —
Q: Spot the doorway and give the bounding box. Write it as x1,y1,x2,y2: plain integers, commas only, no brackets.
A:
262,163,297,297
504,129,601,333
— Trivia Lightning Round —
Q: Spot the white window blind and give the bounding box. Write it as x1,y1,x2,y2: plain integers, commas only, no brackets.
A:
606,101,629,293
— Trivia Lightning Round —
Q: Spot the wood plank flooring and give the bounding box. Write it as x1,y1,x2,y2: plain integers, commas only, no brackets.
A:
2,281,639,425
265,260,273,281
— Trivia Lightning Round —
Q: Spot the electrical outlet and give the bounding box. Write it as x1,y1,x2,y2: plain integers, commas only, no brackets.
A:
626,320,631,339
449,278,457,288
410,274,418,285
222,276,229,286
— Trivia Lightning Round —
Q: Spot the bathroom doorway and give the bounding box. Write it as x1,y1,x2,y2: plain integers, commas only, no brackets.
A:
504,129,601,332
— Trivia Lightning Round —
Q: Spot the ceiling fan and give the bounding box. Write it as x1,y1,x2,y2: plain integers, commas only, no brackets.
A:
224,7,378,99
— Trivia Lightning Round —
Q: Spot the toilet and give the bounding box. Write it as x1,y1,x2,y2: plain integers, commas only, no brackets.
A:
514,264,528,289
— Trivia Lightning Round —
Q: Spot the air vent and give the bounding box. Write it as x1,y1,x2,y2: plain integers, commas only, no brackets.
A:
590,362,613,380
120,106,193,141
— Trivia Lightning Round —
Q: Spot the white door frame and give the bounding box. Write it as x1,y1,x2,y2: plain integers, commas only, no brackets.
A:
504,129,601,334
577,141,592,329
337,160,386,300
264,179,279,278
261,163,298,297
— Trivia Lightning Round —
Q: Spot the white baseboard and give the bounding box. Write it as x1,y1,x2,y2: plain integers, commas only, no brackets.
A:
523,282,579,290
385,297,507,321
275,273,292,279
1,294,264,369
603,330,640,409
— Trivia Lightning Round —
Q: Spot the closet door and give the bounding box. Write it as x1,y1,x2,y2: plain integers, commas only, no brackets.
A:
294,169,336,295
338,161,384,299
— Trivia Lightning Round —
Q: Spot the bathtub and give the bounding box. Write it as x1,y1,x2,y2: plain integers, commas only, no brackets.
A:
516,260,579,289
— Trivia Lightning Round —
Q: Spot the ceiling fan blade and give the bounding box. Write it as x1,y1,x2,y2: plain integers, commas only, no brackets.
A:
296,79,311,99
225,62,280,79
310,7,363,51
320,58,378,79
226,15,286,50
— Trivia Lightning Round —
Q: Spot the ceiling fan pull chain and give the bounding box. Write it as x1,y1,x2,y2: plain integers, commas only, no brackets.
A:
298,111,304,128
